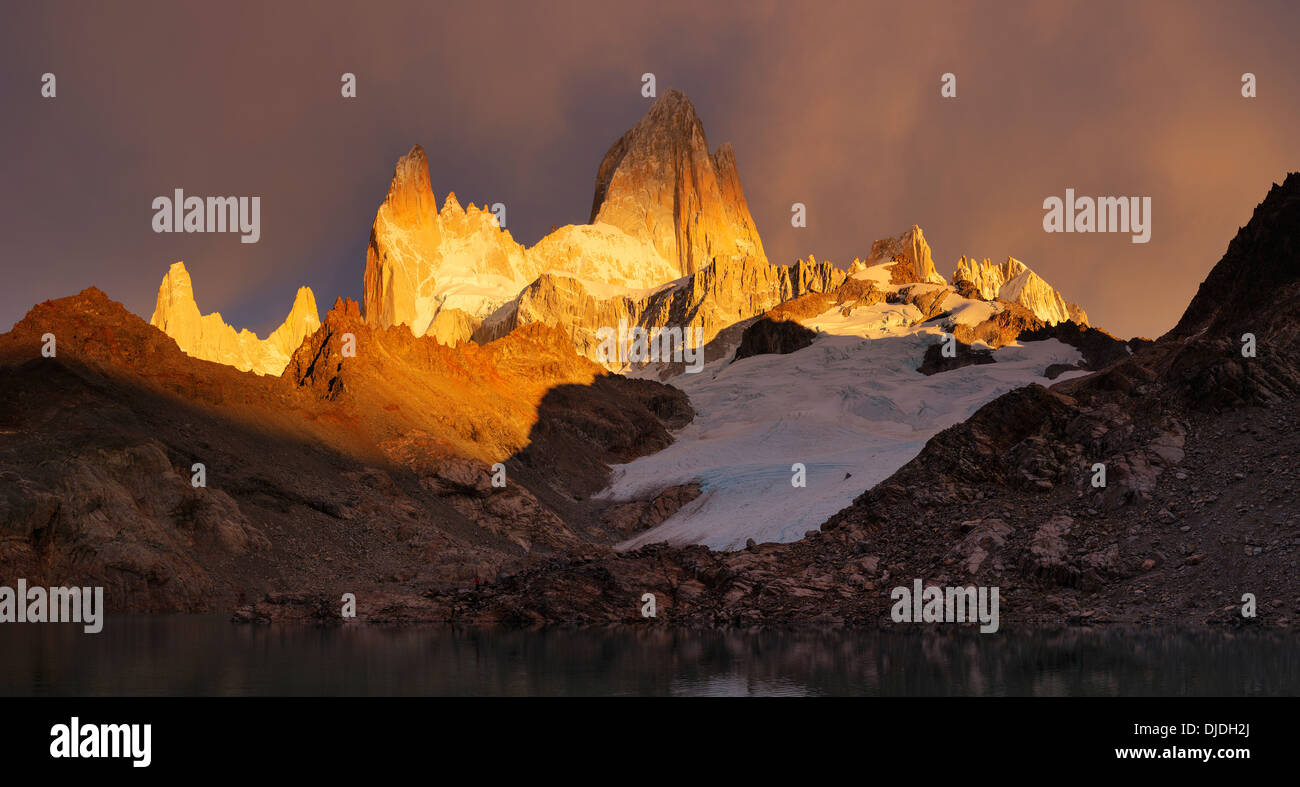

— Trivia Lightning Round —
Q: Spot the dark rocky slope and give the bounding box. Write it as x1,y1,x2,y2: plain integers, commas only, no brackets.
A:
0,290,690,613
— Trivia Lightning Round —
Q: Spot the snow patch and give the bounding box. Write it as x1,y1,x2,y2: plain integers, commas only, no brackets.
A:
603,314,1087,550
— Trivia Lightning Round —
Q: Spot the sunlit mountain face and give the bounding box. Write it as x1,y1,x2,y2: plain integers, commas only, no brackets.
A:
2,3,1299,724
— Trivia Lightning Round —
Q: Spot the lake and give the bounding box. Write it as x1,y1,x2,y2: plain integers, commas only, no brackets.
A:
1,616,1295,696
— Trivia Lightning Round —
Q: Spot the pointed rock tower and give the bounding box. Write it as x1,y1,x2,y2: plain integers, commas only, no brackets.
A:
589,88,767,277
865,225,946,285
362,145,537,342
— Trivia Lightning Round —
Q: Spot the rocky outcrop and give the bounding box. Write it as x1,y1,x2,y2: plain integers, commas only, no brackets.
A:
866,225,946,285
590,88,767,277
600,483,702,537
953,255,1088,326
0,440,268,612
916,339,996,375
149,261,319,375
888,283,951,321
732,317,817,361
950,301,1045,348
798,173,1300,620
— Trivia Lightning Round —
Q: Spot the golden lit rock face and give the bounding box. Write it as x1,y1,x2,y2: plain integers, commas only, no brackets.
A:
953,255,1090,326
175,89,874,374
362,145,538,341
285,296,607,464
149,261,320,376
361,144,682,345
486,255,846,367
954,255,1027,300
866,225,947,286
361,90,777,351
590,88,767,277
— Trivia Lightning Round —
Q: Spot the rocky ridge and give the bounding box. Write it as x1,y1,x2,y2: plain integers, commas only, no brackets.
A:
953,255,1089,326
150,261,320,375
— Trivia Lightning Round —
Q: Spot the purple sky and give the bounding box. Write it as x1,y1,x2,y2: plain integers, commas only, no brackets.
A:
2,0,1297,339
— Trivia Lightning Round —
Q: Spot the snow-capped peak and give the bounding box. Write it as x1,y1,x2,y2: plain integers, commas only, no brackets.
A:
953,255,1088,326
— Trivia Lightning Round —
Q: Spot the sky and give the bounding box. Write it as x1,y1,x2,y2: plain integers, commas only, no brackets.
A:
1,0,1296,339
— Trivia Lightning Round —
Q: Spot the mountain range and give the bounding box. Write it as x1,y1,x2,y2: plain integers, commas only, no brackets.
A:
162,89,1093,376
1,89,1296,630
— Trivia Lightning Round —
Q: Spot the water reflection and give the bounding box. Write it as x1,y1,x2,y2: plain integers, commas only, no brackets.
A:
0,617,1294,697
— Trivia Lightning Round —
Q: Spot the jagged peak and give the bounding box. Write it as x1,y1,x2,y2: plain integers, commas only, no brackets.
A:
286,286,319,321
152,261,198,324
388,145,430,193
77,286,113,302
951,254,1086,326
381,145,436,219
712,140,737,169
867,225,945,285
642,87,705,137
160,260,193,289
954,255,1028,288
588,87,765,277
329,296,363,320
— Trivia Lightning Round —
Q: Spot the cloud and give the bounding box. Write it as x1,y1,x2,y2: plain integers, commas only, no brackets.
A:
0,0,1295,338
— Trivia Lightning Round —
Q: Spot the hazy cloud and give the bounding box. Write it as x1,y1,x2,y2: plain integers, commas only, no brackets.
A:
1,0,1295,338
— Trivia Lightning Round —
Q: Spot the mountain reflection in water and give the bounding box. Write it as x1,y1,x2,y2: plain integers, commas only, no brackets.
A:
1,617,1294,697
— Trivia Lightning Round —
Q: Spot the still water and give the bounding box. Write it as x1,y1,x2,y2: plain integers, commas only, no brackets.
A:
0,616,1294,696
